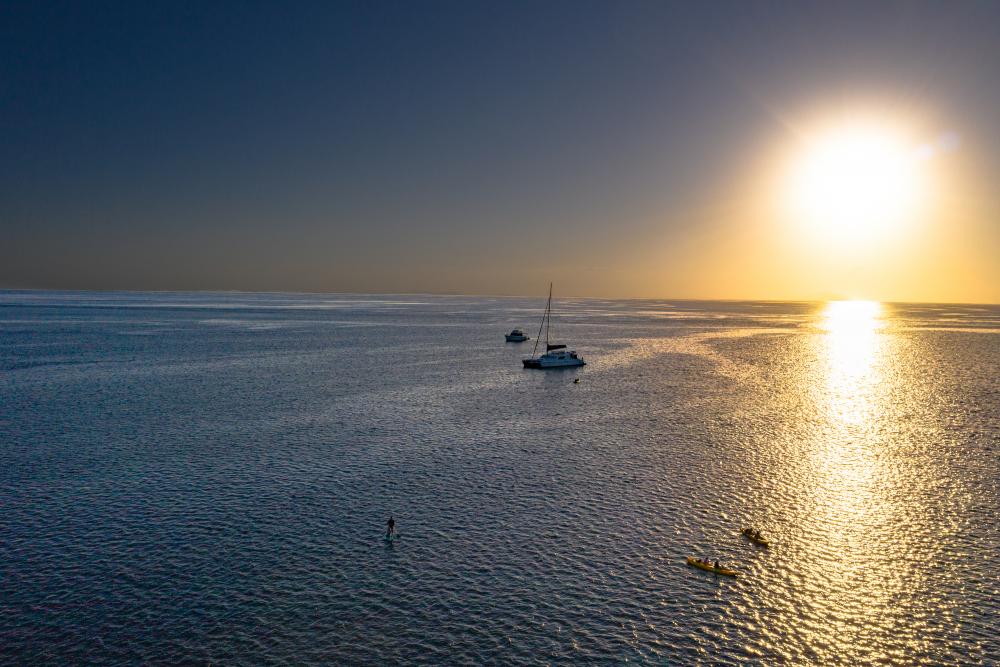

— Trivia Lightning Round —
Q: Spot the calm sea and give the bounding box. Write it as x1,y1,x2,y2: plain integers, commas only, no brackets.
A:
2,291,998,665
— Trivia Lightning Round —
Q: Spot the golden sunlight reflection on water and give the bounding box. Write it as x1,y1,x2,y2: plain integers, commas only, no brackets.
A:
819,300,886,427
813,300,888,561
794,301,931,660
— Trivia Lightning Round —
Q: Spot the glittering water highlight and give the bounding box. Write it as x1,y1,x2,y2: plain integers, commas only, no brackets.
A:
2,292,998,664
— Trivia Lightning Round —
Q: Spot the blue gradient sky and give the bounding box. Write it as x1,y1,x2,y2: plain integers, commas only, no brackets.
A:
3,1,999,300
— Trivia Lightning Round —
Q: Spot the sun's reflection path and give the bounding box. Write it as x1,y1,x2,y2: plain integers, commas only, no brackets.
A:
745,301,968,661
820,300,886,428
794,302,896,656
811,300,887,548
821,301,883,373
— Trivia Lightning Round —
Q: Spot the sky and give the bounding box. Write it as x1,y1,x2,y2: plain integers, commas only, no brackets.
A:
2,1,999,302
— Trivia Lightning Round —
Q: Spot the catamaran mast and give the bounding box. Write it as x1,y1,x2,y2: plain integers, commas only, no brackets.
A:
543,282,552,348
529,282,552,359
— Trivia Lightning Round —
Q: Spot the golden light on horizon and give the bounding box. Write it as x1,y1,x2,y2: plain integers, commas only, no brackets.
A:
820,299,885,390
659,105,988,303
820,299,884,334
783,122,928,250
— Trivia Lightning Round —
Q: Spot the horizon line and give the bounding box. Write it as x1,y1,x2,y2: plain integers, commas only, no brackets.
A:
1,286,997,308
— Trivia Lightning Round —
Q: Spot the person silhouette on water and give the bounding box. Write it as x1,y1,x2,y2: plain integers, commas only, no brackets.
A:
386,516,396,539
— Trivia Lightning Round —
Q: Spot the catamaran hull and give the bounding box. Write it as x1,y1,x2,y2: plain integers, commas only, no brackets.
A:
523,358,586,368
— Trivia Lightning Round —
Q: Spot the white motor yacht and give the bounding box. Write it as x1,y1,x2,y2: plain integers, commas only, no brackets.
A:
505,329,529,342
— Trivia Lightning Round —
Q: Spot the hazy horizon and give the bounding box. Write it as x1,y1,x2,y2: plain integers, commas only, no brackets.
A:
3,285,999,308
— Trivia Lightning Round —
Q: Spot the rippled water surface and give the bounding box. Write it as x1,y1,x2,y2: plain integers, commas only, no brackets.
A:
2,291,999,664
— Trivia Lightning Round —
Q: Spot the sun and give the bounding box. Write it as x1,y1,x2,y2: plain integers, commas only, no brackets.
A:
784,123,924,247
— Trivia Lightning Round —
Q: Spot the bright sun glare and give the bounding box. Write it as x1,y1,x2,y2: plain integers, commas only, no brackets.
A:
786,124,924,246
820,299,884,383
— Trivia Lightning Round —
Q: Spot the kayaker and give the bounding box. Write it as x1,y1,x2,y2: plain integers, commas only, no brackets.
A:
754,530,761,540
714,560,720,569
386,516,396,538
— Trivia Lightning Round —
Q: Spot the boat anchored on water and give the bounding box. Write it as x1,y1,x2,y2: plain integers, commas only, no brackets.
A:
522,283,585,369
505,329,529,342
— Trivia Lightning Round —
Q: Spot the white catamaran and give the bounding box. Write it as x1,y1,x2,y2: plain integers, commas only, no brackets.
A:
522,283,585,368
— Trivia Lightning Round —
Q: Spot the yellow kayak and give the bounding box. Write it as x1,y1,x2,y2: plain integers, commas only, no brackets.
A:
686,557,738,577
741,528,770,548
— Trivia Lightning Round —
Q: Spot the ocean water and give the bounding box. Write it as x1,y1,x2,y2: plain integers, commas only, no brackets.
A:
2,291,998,665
